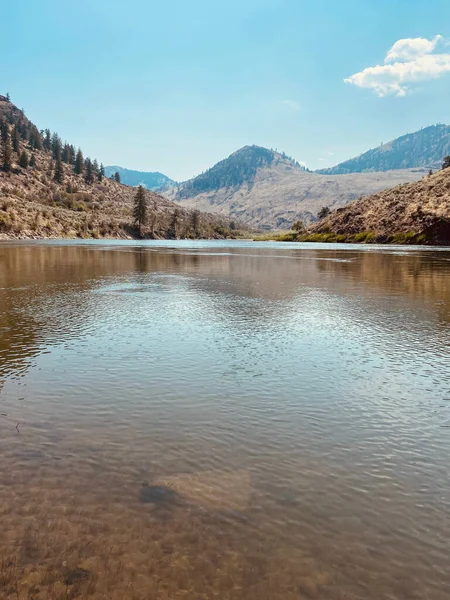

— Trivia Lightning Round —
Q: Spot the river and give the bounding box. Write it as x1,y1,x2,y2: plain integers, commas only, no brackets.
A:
1,240,449,599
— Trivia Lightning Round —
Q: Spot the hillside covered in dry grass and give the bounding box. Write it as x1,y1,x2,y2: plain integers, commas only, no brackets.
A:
305,167,450,244
0,96,239,240
166,146,425,229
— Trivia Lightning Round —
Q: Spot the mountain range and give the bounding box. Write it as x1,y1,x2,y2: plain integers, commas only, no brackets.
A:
107,125,448,229
1,92,449,241
104,166,174,190
163,147,426,229
317,124,450,175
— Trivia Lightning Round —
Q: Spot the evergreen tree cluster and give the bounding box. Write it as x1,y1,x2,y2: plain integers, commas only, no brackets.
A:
0,118,12,172
0,97,105,185
179,145,310,199
318,124,450,175
179,146,276,197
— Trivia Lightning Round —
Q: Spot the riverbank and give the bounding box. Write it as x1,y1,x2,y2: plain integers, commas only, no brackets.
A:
253,231,426,244
254,222,450,246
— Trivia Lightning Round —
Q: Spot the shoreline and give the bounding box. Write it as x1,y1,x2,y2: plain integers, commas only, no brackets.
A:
253,231,449,246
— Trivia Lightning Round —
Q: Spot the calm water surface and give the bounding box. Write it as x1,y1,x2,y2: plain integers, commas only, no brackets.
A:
1,240,450,599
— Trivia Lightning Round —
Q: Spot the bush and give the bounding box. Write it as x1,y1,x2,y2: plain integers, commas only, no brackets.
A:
0,214,12,232
318,206,331,220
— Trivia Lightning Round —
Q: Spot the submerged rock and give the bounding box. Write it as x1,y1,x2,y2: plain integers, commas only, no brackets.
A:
139,483,180,506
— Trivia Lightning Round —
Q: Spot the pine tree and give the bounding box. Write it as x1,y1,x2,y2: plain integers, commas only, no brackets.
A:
84,158,93,184
62,142,71,163
16,119,26,139
1,132,12,171
29,128,42,150
98,163,105,182
43,129,52,151
51,133,62,160
92,159,99,175
6,92,10,101
114,171,121,183
169,209,180,239
12,125,20,153
133,185,148,237
53,157,64,183
318,206,331,220
0,119,8,143
19,150,29,168
29,153,36,168
74,149,84,174
191,210,201,237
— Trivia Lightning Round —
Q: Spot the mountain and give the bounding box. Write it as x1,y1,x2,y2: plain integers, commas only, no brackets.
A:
104,166,175,190
0,95,239,240
317,124,450,175
166,145,425,229
176,145,307,198
307,167,450,244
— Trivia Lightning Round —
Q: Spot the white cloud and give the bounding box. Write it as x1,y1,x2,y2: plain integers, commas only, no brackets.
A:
281,99,301,111
384,35,442,63
345,35,450,96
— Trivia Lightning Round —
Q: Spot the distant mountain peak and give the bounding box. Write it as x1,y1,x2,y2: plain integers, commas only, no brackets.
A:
104,166,175,190
317,124,450,174
174,145,307,200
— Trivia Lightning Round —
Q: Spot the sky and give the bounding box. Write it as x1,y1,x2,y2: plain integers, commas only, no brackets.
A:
3,0,450,181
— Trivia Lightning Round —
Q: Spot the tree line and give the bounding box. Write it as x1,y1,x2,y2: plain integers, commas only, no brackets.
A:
133,184,202,239
0,107,122,185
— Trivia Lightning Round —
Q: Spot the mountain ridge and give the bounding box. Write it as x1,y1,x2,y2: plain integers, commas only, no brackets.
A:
317,124,450,175
307,166,450,244
104,165,175,190
166,144,426,229
0,96,240,240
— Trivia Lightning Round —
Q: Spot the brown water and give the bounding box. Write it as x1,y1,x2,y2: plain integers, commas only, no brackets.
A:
1,240,450,600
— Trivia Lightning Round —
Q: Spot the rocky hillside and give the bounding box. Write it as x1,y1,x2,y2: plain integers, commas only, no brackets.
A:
318,124,450,175
0,96,237,240
309,167,450,243
104,166,174,190
166,145,425,229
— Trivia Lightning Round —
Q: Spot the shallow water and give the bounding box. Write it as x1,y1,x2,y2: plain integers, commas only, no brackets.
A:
1,240,450,599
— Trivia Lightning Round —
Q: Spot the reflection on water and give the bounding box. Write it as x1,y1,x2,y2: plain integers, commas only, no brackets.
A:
1,240,450,599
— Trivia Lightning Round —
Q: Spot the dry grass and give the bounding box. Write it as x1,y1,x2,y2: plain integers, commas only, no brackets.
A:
0,163,236,241
311,168,450,237
0,97,243,241
166,158,426,229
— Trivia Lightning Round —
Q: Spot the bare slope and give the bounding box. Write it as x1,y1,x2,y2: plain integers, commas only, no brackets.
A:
166,146,425,229
0,96,235,240
311,168,450,238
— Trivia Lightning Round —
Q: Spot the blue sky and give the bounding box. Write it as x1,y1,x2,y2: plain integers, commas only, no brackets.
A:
3,0,450,180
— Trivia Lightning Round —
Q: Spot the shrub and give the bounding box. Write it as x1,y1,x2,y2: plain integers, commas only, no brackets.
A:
318,206,331,220
0,214,12,231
